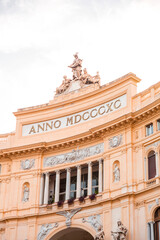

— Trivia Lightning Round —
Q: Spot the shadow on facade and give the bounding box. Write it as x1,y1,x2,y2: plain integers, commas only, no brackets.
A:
49,227,94,240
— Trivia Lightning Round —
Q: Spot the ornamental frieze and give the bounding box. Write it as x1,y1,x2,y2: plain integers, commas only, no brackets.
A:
43,143,104,167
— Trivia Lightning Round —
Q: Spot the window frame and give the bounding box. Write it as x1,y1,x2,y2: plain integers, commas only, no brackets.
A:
146,123,153,136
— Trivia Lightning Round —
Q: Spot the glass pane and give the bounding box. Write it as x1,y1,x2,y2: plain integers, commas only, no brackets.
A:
157,119,160,131
92,171,98,186
92,187,98,194
81,173,88,188
60,178,66,193
59,193,65,202
70,191,76,199
70,176,77,191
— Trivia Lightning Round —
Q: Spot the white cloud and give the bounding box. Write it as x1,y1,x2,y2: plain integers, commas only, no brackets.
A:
0,0,160,133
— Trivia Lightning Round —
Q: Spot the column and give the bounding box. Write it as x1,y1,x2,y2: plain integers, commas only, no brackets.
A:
65,168,71,201
144,157,147,181
44,172,49,205
39,173,44,205
98,159,103,193
55,170,60,202
88,162,92,196
76,165,81,198
155,152,159,177
150,222,154,240
147,222,151,240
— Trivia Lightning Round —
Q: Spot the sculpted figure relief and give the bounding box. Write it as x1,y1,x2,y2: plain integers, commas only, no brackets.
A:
56,208,81,227
111,221,127,240
37,223,58,240
113,164,120,182
109,135,122,148
82,215,105,240
21,159,35,170
44,143,104,168
22,185,29,202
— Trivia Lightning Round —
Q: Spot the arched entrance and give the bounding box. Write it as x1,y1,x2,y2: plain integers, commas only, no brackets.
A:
154,207,160,240
49,227,94,240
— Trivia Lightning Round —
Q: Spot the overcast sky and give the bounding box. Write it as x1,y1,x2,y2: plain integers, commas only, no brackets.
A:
0,0,160,134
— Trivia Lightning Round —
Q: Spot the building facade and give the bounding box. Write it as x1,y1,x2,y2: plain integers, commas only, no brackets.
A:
0,56,160,240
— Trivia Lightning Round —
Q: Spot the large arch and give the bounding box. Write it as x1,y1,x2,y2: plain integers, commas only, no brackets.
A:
45,223,96,240
49,227,94,240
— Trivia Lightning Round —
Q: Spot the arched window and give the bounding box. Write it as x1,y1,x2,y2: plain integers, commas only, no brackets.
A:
148,151,156,179
154,207,160,240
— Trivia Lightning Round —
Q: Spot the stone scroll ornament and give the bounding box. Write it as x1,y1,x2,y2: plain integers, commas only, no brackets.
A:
56,208,81,227
37,223,58,240
44,143,104,168
21,159,35,170
109,135,122,148
82,215,105,240
111,220,127,240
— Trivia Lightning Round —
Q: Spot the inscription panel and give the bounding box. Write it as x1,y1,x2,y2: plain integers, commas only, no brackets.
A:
22,94,127,136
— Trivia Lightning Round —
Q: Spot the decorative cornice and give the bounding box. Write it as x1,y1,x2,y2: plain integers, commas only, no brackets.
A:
0,100,160,158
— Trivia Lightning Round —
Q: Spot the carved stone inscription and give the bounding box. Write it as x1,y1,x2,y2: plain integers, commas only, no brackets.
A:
22,94,127,136
44,143,104,167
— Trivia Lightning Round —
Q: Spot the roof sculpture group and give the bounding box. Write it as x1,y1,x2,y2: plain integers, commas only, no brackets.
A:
56,53,100,95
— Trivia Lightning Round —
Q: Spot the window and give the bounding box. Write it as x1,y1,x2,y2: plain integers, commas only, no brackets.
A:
92,171,98,194
81,173,88,197
146,123,153,136
154,208,160,240
148,151,156,179
59,178,66,201
157,119,160,131
70,176,77,199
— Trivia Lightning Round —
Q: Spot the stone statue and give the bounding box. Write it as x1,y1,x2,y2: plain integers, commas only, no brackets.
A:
56,75,71,95
81,68,93,84
82,215,105,240
68,52,82,80
111,221,127,240
55,53,101,96
22,185,29,202
81,68,100,85
56,208,81,227
37,223,58,240
92,71,101,85
113,164,120,182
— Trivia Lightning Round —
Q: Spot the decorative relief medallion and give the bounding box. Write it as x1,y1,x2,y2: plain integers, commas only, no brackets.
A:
82,215,105,240
109,135,122,148
56,208,81,227
37,223,58,240
43,143,104,168
21,159,35,170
